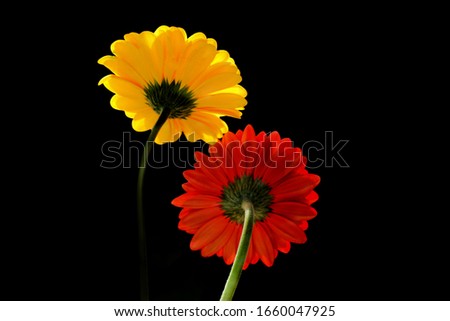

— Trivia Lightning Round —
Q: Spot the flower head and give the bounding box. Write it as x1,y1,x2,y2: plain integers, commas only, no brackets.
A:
98,26,247,144
172,125,320,269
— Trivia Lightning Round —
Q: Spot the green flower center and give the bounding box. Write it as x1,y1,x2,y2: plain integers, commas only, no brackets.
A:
221,175,273,224
144,79,196,119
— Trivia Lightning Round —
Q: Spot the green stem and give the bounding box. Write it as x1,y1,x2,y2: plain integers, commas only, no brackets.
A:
220,199,255,301
137,107,171,301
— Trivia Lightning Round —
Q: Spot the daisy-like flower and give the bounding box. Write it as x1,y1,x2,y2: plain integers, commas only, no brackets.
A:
98,25,247,144
172,125,320,269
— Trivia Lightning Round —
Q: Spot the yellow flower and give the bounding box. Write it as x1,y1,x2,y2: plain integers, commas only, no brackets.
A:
98,26,247,144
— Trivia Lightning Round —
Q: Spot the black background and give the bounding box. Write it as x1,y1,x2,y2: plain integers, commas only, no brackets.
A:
2,4,447,301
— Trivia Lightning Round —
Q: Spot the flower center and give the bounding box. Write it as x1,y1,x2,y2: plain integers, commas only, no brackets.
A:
221,175,273,224
144,79,196,119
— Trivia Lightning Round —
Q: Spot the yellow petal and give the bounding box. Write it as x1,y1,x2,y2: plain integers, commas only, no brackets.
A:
152,28,189,82
193,73,242,98
206,37,217,49
196,93,247,109
154,25,170,36
110,95,149,112
187,32,207,42
131,109,159,132
99,75,144,99
98,56,146,87
121,32,160,83
212,84,247,97
180,112,228,143
195,107,243,118
139,31,162,83
154,119,182,144
111,39,153,83
124,111,136,118
177,40,217,86
211,50,230,64
189,62,239,92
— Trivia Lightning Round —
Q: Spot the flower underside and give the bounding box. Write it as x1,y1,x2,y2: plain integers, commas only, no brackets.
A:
221,175,273,224
144,79,197,119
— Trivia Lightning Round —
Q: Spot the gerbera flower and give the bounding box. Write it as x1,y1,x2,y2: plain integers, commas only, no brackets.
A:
98,25,247,144
172,125,320,269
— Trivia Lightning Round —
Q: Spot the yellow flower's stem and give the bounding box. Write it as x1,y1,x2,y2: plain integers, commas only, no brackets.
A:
137,107,171,301
220,199,255,301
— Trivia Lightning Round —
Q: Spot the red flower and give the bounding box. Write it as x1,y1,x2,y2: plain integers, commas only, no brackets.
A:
172,125,319,269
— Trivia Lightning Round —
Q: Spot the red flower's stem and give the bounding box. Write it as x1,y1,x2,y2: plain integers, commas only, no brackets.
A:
137,107,171,301
220,199,255,301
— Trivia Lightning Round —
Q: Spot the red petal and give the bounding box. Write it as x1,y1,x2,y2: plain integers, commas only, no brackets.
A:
194,152,229,184
201,220,236,257
240,137,260,176
250,235,260,265
253,134,275,179
304,191,319,205
183,170,222,195
299,220,309,231
262,165,293,187
223,224,241,265
260,221,291,254
195,151,219,169
268,131,281,142
178,207,223,233
171,193,221,208
271,174,320,202
255,131,266,142
271,202,317,222
208,141,224,158
190,216,229,251
253,223,274,267
242,124,256,142
266,214,307,244
235,129,243,140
